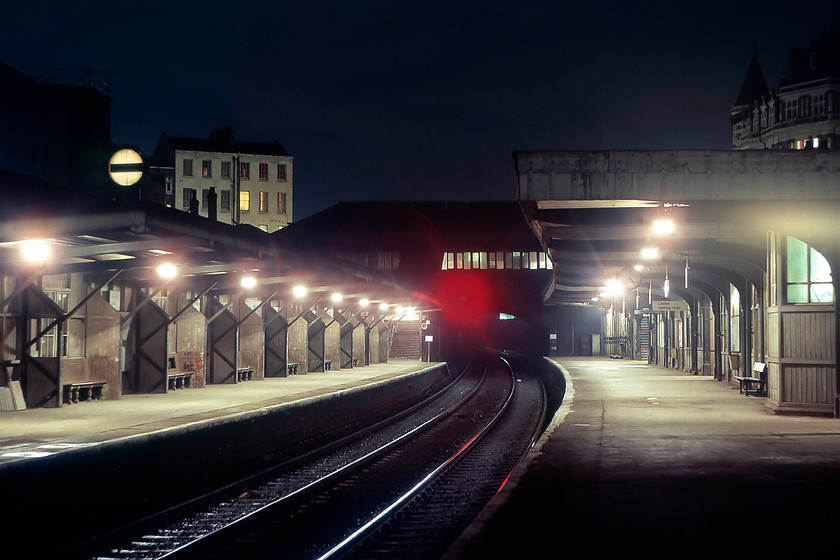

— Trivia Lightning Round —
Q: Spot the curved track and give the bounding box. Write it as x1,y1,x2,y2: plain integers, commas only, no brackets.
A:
90,353,547,560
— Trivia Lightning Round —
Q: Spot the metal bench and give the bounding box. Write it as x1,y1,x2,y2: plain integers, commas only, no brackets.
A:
237,367,254,381
62,380,107,404
167,371,193,390
287,362,299,375
735,362,767,396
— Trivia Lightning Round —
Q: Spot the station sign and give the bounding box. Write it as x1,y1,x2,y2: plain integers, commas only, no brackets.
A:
652,300,688,312
108,146,145,186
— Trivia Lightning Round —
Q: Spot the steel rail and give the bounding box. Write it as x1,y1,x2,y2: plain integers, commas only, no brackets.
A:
317,354,518,560
88,361,485,560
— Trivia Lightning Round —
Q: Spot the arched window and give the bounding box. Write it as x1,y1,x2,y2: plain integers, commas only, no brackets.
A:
786,236,833,303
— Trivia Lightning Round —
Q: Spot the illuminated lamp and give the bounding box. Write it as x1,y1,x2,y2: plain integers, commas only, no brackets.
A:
331,292,343,303
379,302,389,312
156,262,177,279
652,218,674,236
359,298,370,307
641,247,659,260
241,275,257,289
20,240,51,266
604,278,624,297
293,285,308,299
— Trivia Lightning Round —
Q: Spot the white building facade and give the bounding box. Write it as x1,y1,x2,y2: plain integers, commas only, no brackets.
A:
153,127,293,231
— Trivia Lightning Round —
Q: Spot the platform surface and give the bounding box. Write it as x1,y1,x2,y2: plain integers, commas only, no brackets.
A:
448,357,840,559
0,359,436,466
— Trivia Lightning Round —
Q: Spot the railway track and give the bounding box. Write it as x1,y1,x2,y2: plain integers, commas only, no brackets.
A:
88,352,547,560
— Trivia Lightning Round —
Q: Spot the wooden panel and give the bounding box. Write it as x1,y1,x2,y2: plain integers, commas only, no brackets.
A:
782,311,835,360
782,365,835,404
766,309,780,358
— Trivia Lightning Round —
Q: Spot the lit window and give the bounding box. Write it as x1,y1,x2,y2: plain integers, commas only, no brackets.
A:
259,163,269,180
240,190,250,212
183,159,193,176
240,162,250,179
259,191,268,212
277,192,287,213
730,284,740,352
786,236,833,303
202,160,212,177
278,164,287,181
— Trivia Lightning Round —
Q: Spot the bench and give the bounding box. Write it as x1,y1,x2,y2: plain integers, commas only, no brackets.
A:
167,371,193,390
324,360,333,371
353,358,358,367
735,362,767,396
237,367,254,382
287,362,299,375
62,381,107,405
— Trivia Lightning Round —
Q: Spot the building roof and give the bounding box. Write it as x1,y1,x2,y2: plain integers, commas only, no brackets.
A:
733,48,769,107
274,201,542,253
155,126,289,161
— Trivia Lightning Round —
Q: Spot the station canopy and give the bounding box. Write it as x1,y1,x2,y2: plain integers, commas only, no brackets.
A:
516,150,840,306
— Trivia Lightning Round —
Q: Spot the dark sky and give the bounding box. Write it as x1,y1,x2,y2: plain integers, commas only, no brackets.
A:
3,1,839,219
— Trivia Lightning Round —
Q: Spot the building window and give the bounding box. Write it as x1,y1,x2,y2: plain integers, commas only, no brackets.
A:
786,236,833,303
39,291,69,357
277,192,287,213
240,162,250,180
183,188,196,209
240,190,250,212
259,191,268,213
730,284,740,352
220,190,231,212
183,159,193,176
259,163,269,180
798,96,812,118
221,161,231,179
202,160,212,177
278,164,288,181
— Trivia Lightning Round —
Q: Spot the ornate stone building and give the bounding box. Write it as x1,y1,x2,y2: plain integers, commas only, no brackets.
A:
731,26,839,150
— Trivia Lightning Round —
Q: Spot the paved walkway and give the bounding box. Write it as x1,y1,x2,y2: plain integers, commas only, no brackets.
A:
449,357,840,559
0,359,435,466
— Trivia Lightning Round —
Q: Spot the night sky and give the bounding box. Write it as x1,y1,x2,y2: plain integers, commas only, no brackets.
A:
3,1,839,219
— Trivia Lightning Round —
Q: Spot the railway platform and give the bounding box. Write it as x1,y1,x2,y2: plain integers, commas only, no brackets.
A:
0,359,436,469
449,356,840,559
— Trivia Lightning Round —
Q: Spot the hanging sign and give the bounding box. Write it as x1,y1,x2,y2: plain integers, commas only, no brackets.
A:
652,300,688,312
